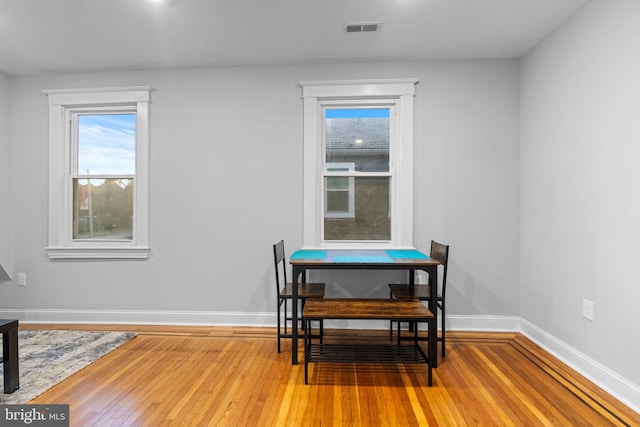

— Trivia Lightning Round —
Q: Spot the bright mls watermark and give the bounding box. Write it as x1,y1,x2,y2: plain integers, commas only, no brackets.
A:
1,405,69,426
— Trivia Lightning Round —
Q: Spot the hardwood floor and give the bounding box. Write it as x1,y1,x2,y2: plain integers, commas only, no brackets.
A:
22,324,639,426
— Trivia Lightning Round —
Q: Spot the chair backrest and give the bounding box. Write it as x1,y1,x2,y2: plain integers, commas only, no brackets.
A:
273,240,287,293
430,240,450,296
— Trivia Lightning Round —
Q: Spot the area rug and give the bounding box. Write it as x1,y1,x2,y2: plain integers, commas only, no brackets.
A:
0,329,136,404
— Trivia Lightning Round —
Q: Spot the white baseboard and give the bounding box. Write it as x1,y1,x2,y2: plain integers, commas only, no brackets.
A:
0,308,274,327
519,318,640,415
449,314,639,413
1,308,638,413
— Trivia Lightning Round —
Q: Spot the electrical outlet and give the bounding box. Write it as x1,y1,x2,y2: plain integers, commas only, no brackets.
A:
582,299,594,321
18,273,27,287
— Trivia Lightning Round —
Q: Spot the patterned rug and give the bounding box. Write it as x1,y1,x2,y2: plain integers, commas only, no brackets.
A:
0,329,136,404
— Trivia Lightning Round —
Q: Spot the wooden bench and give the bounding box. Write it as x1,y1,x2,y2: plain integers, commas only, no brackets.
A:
302,299,435,386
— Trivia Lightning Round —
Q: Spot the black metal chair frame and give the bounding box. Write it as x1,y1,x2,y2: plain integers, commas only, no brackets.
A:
273,240,324,353
389,240,449,357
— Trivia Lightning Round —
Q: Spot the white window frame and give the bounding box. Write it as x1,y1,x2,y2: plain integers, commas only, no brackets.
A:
300,78,418,249
43,86,151,259
324,162,355,219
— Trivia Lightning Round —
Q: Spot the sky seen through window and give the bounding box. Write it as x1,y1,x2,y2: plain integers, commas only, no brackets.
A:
78,114,136,176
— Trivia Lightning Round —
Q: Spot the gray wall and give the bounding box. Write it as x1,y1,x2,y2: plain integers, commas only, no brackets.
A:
521,0,640,386
0,60,520,318
0,71,10,280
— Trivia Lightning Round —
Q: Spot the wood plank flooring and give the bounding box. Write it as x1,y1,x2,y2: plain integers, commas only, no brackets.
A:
20,324,639,426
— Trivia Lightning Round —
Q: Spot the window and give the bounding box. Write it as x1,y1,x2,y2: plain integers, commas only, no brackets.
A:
73,112,135,241
300,79,418,248
43,86,151,259
325,162,355,219
324,108,391,240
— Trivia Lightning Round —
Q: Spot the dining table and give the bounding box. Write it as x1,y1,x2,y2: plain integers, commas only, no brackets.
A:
289,248,441,366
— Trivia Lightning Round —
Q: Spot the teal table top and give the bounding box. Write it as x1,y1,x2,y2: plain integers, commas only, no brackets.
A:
290,249,429,263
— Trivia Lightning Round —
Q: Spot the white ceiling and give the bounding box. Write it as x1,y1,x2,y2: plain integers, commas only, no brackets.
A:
0,0,587,76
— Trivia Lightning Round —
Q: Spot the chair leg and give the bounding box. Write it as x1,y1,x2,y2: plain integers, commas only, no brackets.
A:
283,298,288,336
279,298,324,348
277,299,282,353
301,299,306,334
389,290,394,335
440,304,446,357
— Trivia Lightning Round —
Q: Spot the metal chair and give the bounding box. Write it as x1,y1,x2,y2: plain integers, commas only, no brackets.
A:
389,240,449,356
273,240,325,353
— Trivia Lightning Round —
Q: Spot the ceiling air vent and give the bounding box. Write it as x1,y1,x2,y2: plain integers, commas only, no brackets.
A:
345,22,382,34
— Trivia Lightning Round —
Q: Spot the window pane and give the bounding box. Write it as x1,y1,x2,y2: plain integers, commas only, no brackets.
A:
325,108,390,172
78,114,136,175
327,190,349,212
73,178,133,240
324,177,390,241
327,176,349,190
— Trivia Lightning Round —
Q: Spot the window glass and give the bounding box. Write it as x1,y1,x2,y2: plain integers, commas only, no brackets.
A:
72,178,133,240
73,113,135,241
323,108,391,241
325,108,390,172
324,176,390,241
325,163,355,218
326,177,350,211
78,114,136,175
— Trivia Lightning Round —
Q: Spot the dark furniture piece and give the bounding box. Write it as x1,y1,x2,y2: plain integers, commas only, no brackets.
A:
389,241,450,356
1,319,19,394
273,240,325,353
302,298,435,386
289,249,441,366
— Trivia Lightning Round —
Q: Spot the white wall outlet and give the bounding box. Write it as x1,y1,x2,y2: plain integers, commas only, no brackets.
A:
18,273,27,287
582,299,594,321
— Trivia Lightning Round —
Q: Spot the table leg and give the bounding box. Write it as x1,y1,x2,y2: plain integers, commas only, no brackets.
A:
291,266,300,365
408,269,416,333
427,316,435,385
427,265,438,368
304,318,310,384
2,326,19,393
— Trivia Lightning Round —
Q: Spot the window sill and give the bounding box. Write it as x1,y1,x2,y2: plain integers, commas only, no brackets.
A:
46,246,150,260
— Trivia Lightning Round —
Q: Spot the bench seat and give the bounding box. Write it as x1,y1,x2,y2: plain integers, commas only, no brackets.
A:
302,298,435,386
